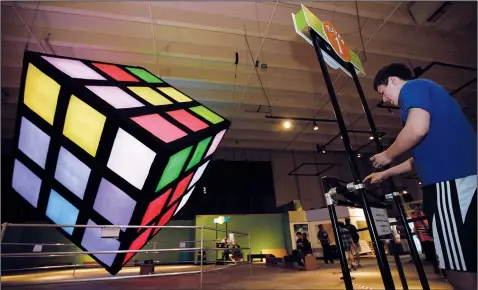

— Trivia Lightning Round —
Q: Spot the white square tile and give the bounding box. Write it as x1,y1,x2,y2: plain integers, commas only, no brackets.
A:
86,86,144,109
12,159,42,208
205,129,226,158
42,56,106,80
174,186,195,216
55,147,91,200
93,178,136,231
81,220,120,267
188,160,210,190
107,129,156,190
18,117,50,169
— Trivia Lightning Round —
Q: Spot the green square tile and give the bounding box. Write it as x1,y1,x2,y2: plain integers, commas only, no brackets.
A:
186,137,212,171
156,146,192,192
126,67,163,83
190,106,224,124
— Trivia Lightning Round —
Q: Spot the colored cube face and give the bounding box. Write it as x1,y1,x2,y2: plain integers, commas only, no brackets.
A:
11,51,230,275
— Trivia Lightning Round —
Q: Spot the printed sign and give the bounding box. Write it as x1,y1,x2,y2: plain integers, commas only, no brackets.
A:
101,227,120,239
370,207,392,236
292,4,365,76
322,21,351,62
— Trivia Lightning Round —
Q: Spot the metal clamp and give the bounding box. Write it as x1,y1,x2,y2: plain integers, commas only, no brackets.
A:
324,190,337,206
347,182,365,191
385,191,400,200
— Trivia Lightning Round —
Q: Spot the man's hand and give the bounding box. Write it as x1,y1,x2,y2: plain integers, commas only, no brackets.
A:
370,151,393,168
363,171,390,184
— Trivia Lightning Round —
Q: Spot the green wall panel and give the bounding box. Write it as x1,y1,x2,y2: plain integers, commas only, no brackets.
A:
195,213,289,262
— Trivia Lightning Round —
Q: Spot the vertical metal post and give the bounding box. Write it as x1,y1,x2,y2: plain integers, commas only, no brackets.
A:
200,226,204,289
153,242,157,263
1,223,8,243
248,233,252,276
391,239,408,290
350,65,430,290
321,177,354,290
215,223,218,262
310,29,395,290
73,252,79,278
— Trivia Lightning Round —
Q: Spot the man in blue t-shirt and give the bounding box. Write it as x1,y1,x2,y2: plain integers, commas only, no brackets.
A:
363,63,476,290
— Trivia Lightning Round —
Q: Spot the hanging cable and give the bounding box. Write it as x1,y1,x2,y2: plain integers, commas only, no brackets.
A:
355,1,367,62
148,2,161,78
236,1,278,113
11,3,45,53
244,34,272,113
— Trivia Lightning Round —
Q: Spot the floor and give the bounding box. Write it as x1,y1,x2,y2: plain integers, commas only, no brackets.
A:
2,256,452,289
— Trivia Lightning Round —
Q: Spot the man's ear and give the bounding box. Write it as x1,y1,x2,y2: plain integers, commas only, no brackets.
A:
389,76,400,86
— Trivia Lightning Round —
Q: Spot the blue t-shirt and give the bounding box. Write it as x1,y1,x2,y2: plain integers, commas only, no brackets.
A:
399,79,477,186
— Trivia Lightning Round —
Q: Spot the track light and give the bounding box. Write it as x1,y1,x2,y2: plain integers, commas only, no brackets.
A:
357,153,362,158
322,149,326,154
283,120,291,129
313,121,319,131
369,136,374,140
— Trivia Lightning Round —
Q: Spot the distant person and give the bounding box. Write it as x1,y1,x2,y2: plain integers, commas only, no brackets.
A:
364,63,477,290
230,241,243,262
345,218,361,268
302,232,312,255
294,232,306,268
317,224,334,264
338,222,356,271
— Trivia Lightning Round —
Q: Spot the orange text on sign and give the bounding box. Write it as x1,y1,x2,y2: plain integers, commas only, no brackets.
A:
322,21,351,63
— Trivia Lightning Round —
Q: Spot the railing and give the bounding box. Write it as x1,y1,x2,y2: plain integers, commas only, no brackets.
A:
0,222,252,289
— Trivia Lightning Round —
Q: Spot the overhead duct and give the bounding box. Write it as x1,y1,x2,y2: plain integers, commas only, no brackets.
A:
408,1,454,26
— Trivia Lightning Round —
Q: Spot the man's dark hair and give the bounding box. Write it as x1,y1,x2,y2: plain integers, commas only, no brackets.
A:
373,63,413,91
345,218,351,224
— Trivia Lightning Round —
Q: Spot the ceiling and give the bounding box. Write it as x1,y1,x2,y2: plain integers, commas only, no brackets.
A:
2,1,477,154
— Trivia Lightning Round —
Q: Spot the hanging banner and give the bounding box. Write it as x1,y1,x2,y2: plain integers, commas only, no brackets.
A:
292,4,365,77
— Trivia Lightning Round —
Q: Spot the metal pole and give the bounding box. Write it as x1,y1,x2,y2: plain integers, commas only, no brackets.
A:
200,226,204,289
248,233,252,276
72,252,78,278
215,223,218,262
1,223,8,243
350,65,429,290
153,242,157,263
310,29,395,290
321,177,354,290
391,239,408,290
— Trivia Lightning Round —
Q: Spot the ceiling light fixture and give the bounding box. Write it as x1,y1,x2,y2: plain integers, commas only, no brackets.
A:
313,121,319,131
283,120,291,129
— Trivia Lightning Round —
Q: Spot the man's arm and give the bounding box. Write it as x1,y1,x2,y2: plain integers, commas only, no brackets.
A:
386,108,430,159
383,158,414,178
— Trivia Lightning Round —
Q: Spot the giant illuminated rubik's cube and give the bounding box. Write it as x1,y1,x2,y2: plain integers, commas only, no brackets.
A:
11,51,230,275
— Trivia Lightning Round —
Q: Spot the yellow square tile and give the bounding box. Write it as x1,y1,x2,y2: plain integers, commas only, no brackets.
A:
63,95,106,157
23,64,61,125
128,87,173,106
157,87,191,103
